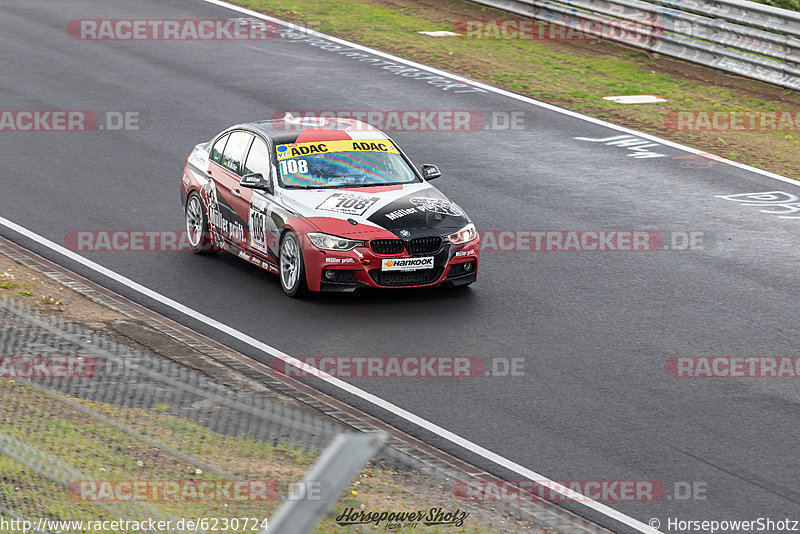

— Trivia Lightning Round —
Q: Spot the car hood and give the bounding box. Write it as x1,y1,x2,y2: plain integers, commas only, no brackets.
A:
278,182,471,237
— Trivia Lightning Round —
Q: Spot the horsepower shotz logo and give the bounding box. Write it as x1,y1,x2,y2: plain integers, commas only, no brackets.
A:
382,257,434,270
336,507,468,527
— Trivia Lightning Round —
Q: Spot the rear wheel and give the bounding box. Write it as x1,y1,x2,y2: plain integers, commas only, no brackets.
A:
279,231,308,298
185,192,219,254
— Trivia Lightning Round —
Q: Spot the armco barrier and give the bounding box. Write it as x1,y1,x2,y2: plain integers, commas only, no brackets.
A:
468,0,800,90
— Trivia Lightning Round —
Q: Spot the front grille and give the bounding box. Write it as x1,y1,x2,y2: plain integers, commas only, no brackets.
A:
407,236,443,255
370,239,404,255
369,267,443,287
370,236,444,255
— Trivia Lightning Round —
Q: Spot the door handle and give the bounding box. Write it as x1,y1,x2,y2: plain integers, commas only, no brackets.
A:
231,189,242,198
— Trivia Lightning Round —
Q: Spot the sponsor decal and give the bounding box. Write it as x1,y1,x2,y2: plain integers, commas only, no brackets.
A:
381,257,434,271
317,192,379,216
275,139,400,161
248,207,277,253
238,250,263,267
455,248,476,257
324,257,356,264
409,197,464,216
385,208,417,221
250,195,268,212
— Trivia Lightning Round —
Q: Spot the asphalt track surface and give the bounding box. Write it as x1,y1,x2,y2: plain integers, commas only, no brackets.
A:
2,1,800,531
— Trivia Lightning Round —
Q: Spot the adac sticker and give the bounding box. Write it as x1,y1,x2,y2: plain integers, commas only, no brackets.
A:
276,139,399,160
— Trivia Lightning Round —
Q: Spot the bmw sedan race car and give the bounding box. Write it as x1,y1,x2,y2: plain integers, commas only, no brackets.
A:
179,115,479,297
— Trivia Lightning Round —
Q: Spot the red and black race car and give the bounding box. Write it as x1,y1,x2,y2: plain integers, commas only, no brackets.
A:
180,115,479,297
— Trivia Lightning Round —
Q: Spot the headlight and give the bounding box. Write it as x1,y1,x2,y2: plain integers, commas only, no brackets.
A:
307,232,364,251
447,223,477,245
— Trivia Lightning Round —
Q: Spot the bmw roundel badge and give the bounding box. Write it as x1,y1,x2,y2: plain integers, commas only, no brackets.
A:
399,230,410,238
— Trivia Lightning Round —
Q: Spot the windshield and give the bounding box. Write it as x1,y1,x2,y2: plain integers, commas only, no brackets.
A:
275,139,420,189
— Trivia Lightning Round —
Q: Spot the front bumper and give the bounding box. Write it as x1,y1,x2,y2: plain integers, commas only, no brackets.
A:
300,233,480,292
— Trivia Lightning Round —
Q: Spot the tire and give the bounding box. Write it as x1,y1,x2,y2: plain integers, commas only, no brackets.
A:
279,231,308,298
185,192,219,254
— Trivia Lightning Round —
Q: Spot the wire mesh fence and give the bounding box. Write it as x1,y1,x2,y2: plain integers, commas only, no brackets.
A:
0,296,361,533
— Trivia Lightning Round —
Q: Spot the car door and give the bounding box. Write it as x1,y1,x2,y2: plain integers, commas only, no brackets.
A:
202,132,231,239
238,135,282,264
213,130,253,246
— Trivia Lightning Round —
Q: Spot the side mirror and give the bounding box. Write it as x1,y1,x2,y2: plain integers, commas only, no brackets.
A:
421,164,441,180
240,173,272,194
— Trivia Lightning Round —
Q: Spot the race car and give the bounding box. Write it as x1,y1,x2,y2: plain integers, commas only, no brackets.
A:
179,115,479,297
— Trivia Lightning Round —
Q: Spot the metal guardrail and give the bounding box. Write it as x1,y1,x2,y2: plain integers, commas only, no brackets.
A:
468,0,800,91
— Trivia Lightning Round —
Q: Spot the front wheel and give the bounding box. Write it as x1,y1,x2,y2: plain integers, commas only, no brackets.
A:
279,231,308,298
185,192,219,254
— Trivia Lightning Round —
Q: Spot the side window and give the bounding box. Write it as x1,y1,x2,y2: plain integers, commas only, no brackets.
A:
221,131,253,175
210,133,229,164
243,137,272,184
